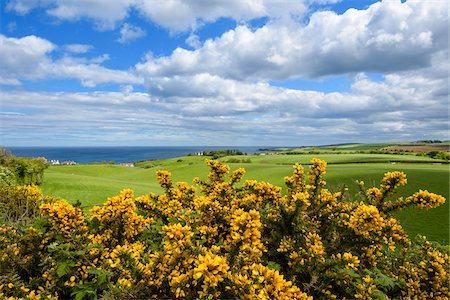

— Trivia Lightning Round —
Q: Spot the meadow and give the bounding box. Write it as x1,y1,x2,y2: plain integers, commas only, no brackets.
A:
40,152,449,244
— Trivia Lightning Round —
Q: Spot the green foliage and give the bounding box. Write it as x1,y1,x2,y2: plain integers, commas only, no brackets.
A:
0,166,17,186
0,148,49,185
426,150,449,160
223,157,252,163
200,149,246,159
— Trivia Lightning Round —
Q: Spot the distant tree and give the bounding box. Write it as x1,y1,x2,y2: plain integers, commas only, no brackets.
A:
0,147,12,163
0,166,16,186
0,153,49,185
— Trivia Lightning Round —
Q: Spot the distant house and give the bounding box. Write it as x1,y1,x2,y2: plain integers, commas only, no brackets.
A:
119,163,134,167
50,160,60,165
61,160,77,165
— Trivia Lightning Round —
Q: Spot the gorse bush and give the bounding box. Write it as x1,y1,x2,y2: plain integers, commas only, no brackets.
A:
0,159,448,299
0,185,56,228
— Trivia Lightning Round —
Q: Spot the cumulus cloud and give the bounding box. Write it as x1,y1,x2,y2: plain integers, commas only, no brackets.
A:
6,0,308,32
0,34,55,85
136,0,448,81
186,34,202,49
117,23,146,44
0,34,143,86
7,0,135,30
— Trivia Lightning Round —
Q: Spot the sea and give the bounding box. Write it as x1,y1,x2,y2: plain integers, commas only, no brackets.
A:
8,146,269,164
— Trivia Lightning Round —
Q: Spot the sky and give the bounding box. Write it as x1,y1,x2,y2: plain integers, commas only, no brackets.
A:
0,0,448,147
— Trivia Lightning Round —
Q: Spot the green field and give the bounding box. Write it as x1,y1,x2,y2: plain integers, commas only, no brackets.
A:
223,153,445,164
41,153,449,244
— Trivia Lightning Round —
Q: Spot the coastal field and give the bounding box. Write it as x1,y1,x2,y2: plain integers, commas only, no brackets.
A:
40,151,449,244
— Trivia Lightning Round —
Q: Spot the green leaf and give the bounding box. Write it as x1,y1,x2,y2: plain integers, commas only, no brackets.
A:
344,268,361,279
267,261,281,271
372,290,389,300
98,272,107,285
57,261,69,277
89,217,100,231
168,217,179,224
374,273,396,290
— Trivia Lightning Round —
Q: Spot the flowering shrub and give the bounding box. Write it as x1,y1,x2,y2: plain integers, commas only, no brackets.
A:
0,185,55,228
0,159,448,299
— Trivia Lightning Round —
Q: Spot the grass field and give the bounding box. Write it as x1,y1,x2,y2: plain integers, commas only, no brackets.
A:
41,153,449,244
222,153,445,164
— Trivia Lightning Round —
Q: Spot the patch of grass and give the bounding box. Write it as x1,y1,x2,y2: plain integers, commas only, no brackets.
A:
223,153,445,165
40,165,163,207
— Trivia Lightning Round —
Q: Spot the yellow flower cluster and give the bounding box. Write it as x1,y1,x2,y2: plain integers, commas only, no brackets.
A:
243,263,312,300
0,184,55,226
244,180,283,207
40,200,88,238
226,208,266,266
380,171,407,191
354,275,379,300
277,236,295,253
156,170,173,192
90,189,151,243
399,237,450,299
193,250,230,298
229,167,246,185
206,159,230,182
335,252,361,270
0,283,57,300
307,158,327,193
366,187,383,203
406,189,446,209
284,163,306,193
348,204,385,237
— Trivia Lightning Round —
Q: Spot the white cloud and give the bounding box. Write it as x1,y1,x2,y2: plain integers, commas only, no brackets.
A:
136,0,448,81
117,23,146,44
186,34,201,49
0,34,143,87
134,0,306,32
0,35,55,84
4,53,447,146
64,43,93,54
6,0,308,32
7,0,134,30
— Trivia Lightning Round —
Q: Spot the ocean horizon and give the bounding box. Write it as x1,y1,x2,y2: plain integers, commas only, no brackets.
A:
7,146,273,164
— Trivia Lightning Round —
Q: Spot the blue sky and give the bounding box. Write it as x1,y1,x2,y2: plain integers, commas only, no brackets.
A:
0,0,448,146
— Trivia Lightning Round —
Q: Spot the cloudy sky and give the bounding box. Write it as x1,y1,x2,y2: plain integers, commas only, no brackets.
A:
0,0,448,147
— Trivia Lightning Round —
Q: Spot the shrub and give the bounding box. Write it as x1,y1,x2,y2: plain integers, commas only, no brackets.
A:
0,155,49,185
0,159,448,299
0,166,16,186
0,185,56,228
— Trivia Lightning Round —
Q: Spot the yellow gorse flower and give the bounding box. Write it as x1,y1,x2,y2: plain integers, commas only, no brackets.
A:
348,204,385,237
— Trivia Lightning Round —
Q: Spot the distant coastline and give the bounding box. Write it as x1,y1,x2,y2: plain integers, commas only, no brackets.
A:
7,146,269,164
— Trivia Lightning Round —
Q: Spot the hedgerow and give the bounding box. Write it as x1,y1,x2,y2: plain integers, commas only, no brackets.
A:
0,159,448,299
